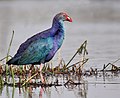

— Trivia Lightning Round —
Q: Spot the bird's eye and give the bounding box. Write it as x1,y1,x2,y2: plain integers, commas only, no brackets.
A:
63,14,66,17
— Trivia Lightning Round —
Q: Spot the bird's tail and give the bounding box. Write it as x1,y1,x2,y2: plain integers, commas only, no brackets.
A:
6,59,13,65
6,57,20,65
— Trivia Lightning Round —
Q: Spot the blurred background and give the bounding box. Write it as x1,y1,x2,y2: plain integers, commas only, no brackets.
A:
0,0,120,68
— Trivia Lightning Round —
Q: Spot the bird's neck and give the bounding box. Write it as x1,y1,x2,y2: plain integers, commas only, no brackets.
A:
51,19,65,36
51,20,65,49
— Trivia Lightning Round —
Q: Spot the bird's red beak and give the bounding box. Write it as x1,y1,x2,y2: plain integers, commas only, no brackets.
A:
66,16,72,22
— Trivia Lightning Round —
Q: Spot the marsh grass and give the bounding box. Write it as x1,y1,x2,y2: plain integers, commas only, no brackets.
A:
0,32,120,88
0,39,89,86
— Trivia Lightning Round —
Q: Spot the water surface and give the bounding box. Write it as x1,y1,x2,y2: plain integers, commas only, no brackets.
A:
0,0,120,98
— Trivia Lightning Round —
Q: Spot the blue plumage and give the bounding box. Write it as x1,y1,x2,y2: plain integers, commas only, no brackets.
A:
7,12,72,65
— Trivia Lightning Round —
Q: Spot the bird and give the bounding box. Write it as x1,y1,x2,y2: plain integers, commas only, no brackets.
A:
6,12,72,82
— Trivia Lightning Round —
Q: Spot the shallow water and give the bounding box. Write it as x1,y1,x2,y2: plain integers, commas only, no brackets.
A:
1,73,120,98
0,0,120,98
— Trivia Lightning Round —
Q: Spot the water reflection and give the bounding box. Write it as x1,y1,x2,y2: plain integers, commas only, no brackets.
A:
12,86,15,98
0,0,120,98
0,72,120,98
0,80,88,98
74,84,88,98
0,0,120,68
0,84,3,96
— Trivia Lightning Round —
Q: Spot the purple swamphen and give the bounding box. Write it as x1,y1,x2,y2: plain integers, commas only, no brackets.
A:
7,12,72,83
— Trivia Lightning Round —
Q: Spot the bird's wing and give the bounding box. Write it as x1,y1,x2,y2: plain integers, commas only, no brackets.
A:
14,29,51,58
17,37,53,64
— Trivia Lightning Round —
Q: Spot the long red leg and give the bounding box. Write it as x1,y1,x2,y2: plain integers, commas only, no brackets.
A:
28,65,34,83
39,64,45,83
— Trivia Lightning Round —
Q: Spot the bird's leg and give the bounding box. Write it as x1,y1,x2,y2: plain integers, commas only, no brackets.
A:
39,64,45,84
30,65,34,70
28,65,34,83
28,70,32,83
39,64,43,72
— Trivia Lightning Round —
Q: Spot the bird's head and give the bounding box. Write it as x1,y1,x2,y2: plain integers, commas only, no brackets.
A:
54,12,72,22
